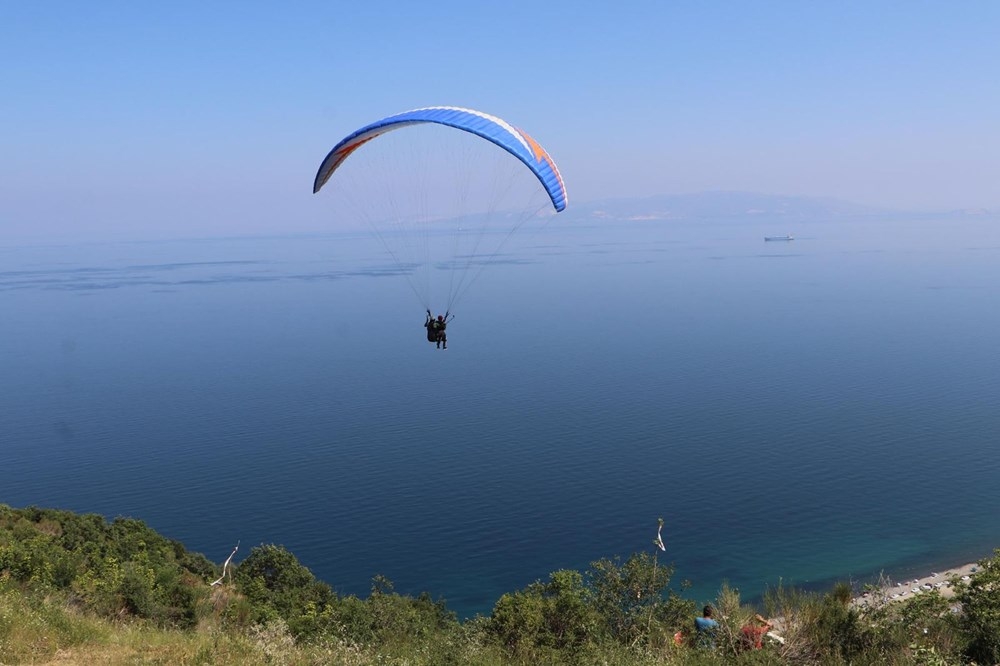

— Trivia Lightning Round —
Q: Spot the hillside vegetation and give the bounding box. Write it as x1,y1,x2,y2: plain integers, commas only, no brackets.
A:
2,504,998,665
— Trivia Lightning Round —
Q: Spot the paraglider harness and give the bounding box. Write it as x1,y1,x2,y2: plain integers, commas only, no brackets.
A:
425,310,454,344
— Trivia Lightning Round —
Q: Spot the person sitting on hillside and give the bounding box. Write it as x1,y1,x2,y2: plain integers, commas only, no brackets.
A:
740,613,775,650
694,605,719,648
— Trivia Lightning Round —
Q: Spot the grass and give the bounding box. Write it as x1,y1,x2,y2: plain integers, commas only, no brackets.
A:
0,585,773,666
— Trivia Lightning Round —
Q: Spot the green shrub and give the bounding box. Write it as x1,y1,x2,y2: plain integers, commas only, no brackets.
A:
955,549,1000,664
233,543,337,639
0,504,213,627
486,568,599,662
589,551,693,649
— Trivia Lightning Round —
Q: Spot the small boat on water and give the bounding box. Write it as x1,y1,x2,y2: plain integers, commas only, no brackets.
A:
764,235,794,241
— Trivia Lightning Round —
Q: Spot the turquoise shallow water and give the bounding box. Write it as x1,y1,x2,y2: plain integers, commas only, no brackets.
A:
2,215,1000,617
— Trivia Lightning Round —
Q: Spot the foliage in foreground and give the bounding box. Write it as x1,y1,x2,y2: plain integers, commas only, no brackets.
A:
3,504,1000,665
0,504,215,628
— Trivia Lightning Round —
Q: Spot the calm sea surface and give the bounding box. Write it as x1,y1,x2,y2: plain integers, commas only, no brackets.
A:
3,215,1000,618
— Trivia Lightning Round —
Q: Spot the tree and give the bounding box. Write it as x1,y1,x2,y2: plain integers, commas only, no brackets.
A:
588,552,689,647
487,569,598,661
233,544,336,638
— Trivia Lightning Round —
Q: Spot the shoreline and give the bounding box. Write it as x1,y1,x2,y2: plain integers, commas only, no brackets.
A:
764,559,984,640
851,560,980,608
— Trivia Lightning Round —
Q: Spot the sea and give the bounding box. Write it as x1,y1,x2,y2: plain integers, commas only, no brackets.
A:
3,214,1000,619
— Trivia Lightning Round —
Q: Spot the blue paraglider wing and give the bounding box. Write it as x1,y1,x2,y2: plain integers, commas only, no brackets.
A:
312,106,567,212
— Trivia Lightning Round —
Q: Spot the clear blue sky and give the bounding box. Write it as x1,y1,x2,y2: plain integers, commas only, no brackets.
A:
3,1,998,242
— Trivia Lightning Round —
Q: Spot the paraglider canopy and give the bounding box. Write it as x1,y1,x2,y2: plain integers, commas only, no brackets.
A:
313,106,568,313
313,106,567,212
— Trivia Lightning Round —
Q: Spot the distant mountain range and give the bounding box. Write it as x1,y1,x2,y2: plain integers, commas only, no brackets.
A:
561,191,995,222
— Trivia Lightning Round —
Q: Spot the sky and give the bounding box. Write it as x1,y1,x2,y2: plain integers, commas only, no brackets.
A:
3,1,999,243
